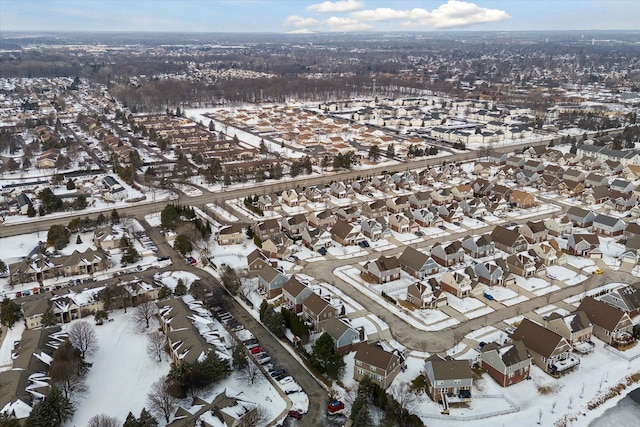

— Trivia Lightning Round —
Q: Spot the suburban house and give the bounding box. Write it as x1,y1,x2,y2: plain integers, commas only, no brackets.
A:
256,266,288,298
577,297,635,347
567,234,602,257
217,224,244,245
302,292,339,330
93,226,126,250
246,249,270,274
281,277,313,313
411,208,441,227
335,205,360,223
364,255,402,284
511,318,579,376
567,206,597,227
260,235,293,260
440,271,472,298
280,214,308,238
387,195,410,214
307,209,335,229
592,214,627,237
424,354,474,404
157,299,211,366
23,287,105,328
530,240,567,265
330,220,364,246
520,220,548,243
405,281,448,309
506,253,537,277
360,218,384,241
510,190,537,208
398,246,439,279
408,191,432,209
544,215,573,237
474,261,505,286
301,227,333,251
354,343,402,389
389,213,413,233
461,234,495,258
480,340,531,387
321,317,361,354
281,189,300,206
431,241,465,267
491,226,529,254
624,222,640,239
598,284,640,316
362,199,388,219
9,248,111,285
252,219,282,241
543,311,594,353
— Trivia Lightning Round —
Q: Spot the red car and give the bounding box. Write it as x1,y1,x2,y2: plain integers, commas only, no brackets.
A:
288,410,302,419
250,346,263,354
327,400,345,413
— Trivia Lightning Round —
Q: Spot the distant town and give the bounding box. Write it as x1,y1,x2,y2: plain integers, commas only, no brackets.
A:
1,30,640,427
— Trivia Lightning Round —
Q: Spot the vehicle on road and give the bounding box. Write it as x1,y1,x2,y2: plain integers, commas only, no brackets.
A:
593,269,604,274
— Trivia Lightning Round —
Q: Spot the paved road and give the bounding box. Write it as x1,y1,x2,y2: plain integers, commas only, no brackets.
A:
0,138,550,238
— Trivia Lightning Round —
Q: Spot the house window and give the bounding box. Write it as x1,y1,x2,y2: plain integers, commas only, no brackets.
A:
454,379,461,385
356,360,362,366
508,372,515,378
370,366,376,372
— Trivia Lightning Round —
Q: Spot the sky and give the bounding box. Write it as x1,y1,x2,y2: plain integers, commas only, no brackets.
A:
0,0,638,33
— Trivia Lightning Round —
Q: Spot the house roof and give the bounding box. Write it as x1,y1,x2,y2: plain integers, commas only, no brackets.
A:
425,355,473,381
525,220,547,234
577,296,628,331
373,255,400,272
303,292,333,316
282,276,308,298
511,318,565,358
354,343,399,371
491,225,524,247
331,220,354,239
571,234,600,246
398,246,429,271
321,317,357,342
593,214,624,228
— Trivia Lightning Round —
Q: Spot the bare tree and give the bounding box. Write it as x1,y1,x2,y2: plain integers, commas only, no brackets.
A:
147,331,167,362
49,341,87,400
68,321,98,358
238,361,262,386
147,378,179,423
134,298,158,330
388,381,418,413
245,404,269,427
87,414,120,427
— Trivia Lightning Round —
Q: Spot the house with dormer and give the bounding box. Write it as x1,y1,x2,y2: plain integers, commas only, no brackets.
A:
281,189,300,207
506,253,537,277
330,220,364,246
307,209,336,229
406,281,447,309
354,343,402,390
301,227,333,251
335,206,360,223
461,234,495,258
480,340,531,387
520,220,548,244
440,271,472,298
398,246,439,279
364,255,401,284
491,226,529,254
409,191,432,210
598,284,640,317
329,181,348,198
544,311,593,352
474,262,504,286
544,215,573,237
431,241,465,267
252,219,282,241
567,233,602,257
389,213,413,233
280,214,308,238
386,195,410,214
362,199,387,219
411,208,441,227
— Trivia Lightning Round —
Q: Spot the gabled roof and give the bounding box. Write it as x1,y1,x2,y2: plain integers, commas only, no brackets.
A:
511,318,566,358
425,354,473,381
331,219,354,239
398,246,430,271
491,225,525,247
303,292,333,316
373,255,400,272
355,343,399,371
282,276,308,298
577,297,629,331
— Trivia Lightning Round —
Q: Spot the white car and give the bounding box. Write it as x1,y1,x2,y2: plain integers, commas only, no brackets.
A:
546,273,556,280
506,327,516,335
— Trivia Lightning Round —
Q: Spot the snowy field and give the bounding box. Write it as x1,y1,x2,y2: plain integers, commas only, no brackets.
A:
67,311,170,426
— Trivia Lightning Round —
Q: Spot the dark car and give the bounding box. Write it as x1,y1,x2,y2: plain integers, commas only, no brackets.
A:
288,410,302,420
270,369,285,377
453,221,461,226
438,225,447,230
414,230,424,236
318,247,327,255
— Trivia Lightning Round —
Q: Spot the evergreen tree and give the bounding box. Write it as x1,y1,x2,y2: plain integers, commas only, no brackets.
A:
174,234,192,257
369,144,381,161
47,224,70,250
232,345,248,371
158,285,172,299
110,208,120,225
27,203,36,217
352,404,372,427
386,144,395,159
309,332,345,380
174,279,187,296
25,386,74,427
1,298,21,327
41,307,57,327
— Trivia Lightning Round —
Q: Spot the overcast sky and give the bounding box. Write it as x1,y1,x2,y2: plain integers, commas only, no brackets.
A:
1,0,638,33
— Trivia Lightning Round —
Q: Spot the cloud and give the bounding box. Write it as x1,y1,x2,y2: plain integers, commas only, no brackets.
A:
352,1,509,29
308,0,364,13
284,15,320,27
325,16,373,31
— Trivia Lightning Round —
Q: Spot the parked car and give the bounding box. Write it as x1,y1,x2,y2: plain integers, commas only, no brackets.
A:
288,410,302,420
414,230,424,236
438,225,447,230
358,240,370,248
506,326,516,335
453,221,461,226
327,400,345,414
318,247,327,256
270,369,285,377
546,272,557,280
250,346,263,354
593,269,604,274
256,353,271,364
483,293,495,301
